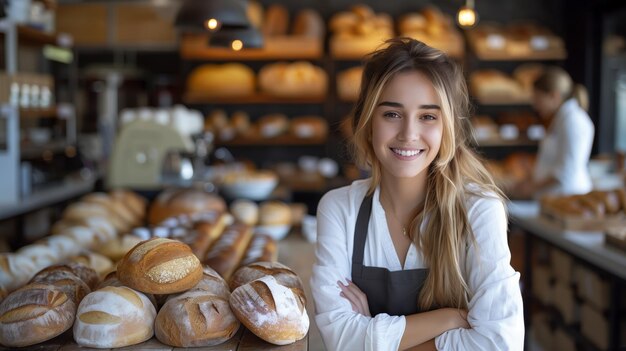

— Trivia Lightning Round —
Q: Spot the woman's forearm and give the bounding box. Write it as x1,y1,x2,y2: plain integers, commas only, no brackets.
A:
398,308,463,350
404,339,436,351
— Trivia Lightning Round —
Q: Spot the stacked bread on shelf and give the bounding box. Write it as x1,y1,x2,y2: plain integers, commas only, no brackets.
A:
329,4,394,58
258,61,328,98
0,187,309,348
469,23,566,58
398,6,464,57
541,188,626,219
485,152,537,189
337,66,364,102
470,63,546,103
186,63,256,98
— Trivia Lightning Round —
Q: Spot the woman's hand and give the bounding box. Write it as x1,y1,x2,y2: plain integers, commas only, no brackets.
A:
338,279,371,317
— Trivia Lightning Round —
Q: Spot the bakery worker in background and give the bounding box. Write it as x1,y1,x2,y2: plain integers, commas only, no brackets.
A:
526,66,594,197
311,38,523,351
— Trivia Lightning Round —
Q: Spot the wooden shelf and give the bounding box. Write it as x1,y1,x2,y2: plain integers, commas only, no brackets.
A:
473,94,531,106
19,107,59,119
467,30,567,61
16,25,59,46
217,134,327,146
184,92,326,105
181,34,323,60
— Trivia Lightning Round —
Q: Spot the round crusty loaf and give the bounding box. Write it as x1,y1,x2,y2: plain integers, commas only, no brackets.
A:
0,253,38,293
73,286,156,348
229,275,309,345
110,189,147,224
97,271,158,308
94,234,143,262
148,188,227,225
169,266,230,301
30,265,91,304
37,235,81,260
155,290,240,347
65,262,100,290
230,199,259,226
0,283,76,347
82,193,136,231
259,201,292,226
16,244,58,270
229,261,304,297
117,238,203,294
69,251,114,277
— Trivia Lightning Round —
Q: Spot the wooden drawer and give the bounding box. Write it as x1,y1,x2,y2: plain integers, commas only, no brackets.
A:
575,264,610,311
551,248,574,285
553,282,578,325
532,264,553,306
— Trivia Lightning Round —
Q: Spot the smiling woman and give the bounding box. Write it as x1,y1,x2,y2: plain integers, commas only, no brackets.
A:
311,38,524,351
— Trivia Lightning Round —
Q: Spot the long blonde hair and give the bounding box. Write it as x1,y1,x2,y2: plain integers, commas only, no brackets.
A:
350,38,504,310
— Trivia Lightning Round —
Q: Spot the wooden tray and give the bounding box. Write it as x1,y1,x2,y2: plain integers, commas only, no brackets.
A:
540,205,626,231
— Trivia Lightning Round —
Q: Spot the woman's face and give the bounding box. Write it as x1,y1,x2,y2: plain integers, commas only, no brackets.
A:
532,90,561,120
371,70,444,179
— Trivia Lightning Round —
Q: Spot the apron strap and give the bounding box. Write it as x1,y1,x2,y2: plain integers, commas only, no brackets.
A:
352,193,373,266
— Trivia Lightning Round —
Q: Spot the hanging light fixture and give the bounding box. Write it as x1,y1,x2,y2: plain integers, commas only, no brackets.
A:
174,0,250,32
209,26,264,50
457,0,478,28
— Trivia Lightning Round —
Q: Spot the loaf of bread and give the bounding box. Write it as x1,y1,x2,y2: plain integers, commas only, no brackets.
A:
97,271,158,308
229,275,309,345
109,189,147,225
470,70,524,100
588,190,621,214
148,188,227,225
262,4,289,36
258,61,327,98
186,64,255,97
73,286,156,348
16,243,58,270
259,201,292,226
69,251,114,277
54,219,116,245
292,9,324,37
0,283,76,347
258,113,289,138
66,262,100,290
189,211,229,259
29,265,91,304
290,116,328,139
118,238,203,294
0,253,38,293
337,66,363,101
81,193,136,231
513,63,545,97
36,235,81,260
231,199,259,226
155,289,240,347
203,223,254,280
229,261,304,298
63,201,127,234
239,234,278,267
94,234,143,262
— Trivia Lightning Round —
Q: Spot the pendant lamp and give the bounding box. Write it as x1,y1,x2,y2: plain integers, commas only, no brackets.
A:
457,0,478,28
175,0,250,32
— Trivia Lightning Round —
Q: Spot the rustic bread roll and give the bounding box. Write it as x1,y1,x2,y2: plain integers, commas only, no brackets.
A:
66,262,100,290
69,251,114,277
259,201,292,226
470,70,524,99
63,202,127,233
73,286,156,348
203,223,254,280
258,113,289,138
351,4,375,20
82,193,136,231
169,265,230,302
155,289,240,347
186,211,229,259
290,115,328,139
229,261,304,297
588,190,621,214
0,283,76,347
29,265,90,304
0,253,38,292
96,271,158,308
258,61,327,98
329,11,359,33
187,64,255,97
109,189,147,224
263,4,289,36
37,235,81,260
54,219,116,245
575,195,605,217
399,13,427,33
239,234,278,267
292,9,324,37
337,66,363,101
231,199,259,226
148,188,227,225
17,243,58,269
229,275,309,345
118,238,203,294
94,234,143,262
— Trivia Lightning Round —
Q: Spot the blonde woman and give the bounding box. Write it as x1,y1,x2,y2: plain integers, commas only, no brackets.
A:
311,38,523,350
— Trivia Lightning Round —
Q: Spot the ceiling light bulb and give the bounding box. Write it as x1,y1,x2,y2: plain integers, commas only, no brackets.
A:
231,39,243,51
457,6,477,27
206,18,219,31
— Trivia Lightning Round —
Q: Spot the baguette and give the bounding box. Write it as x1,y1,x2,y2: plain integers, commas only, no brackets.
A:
0,253,38,292
203,223,253,280
239,234,278,267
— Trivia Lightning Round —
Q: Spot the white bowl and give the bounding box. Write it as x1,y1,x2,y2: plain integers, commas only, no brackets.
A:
255,224,291,241
220,177,278,201
301,215,317,243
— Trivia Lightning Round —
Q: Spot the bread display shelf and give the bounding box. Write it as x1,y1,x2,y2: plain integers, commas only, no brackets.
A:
0,23,64,47
403,33,465,59
540,206,626,231
0,328,308,351
184,93,325,105
472,93,531,106
330,37,390,60
181,33,323,60
217,134,327,147
474,137,538,147
467,31,567,61
19,107,59,119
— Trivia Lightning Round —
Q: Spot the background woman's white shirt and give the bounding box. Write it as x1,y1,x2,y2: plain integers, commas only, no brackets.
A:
534,98,594,196
311,179,524,350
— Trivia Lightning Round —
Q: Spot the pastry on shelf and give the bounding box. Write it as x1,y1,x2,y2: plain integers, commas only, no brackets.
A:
258,61,327,98
337,66,363,101
513,63,545,98
398,6,464,57
470,69,526,103
186,63,255,98
329,4,394,58
290,115,328,139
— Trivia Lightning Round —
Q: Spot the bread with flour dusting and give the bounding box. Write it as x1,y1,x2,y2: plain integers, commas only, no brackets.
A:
73,286,156,348
169,265,230,301
117,238,202,294
155,290,239,347
0,283,76,347
239,234,278,267
29,265,90,304
229,275,309,345
229,261,304,302
203,223,253,280
0,253,38,292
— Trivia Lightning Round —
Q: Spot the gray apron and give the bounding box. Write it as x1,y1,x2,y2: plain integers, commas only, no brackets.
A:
351,194,429,316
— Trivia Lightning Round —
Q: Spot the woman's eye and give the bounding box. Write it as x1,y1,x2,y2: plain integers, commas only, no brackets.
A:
383,112,401,119
421,114,437,121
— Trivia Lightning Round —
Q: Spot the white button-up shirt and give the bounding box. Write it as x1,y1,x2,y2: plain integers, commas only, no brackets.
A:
534,98,594,195
311,179,524,350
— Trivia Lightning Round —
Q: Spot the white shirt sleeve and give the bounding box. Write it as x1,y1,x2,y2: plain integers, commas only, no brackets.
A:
435,196,525,351
311,190,406,351
552,113,589,184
